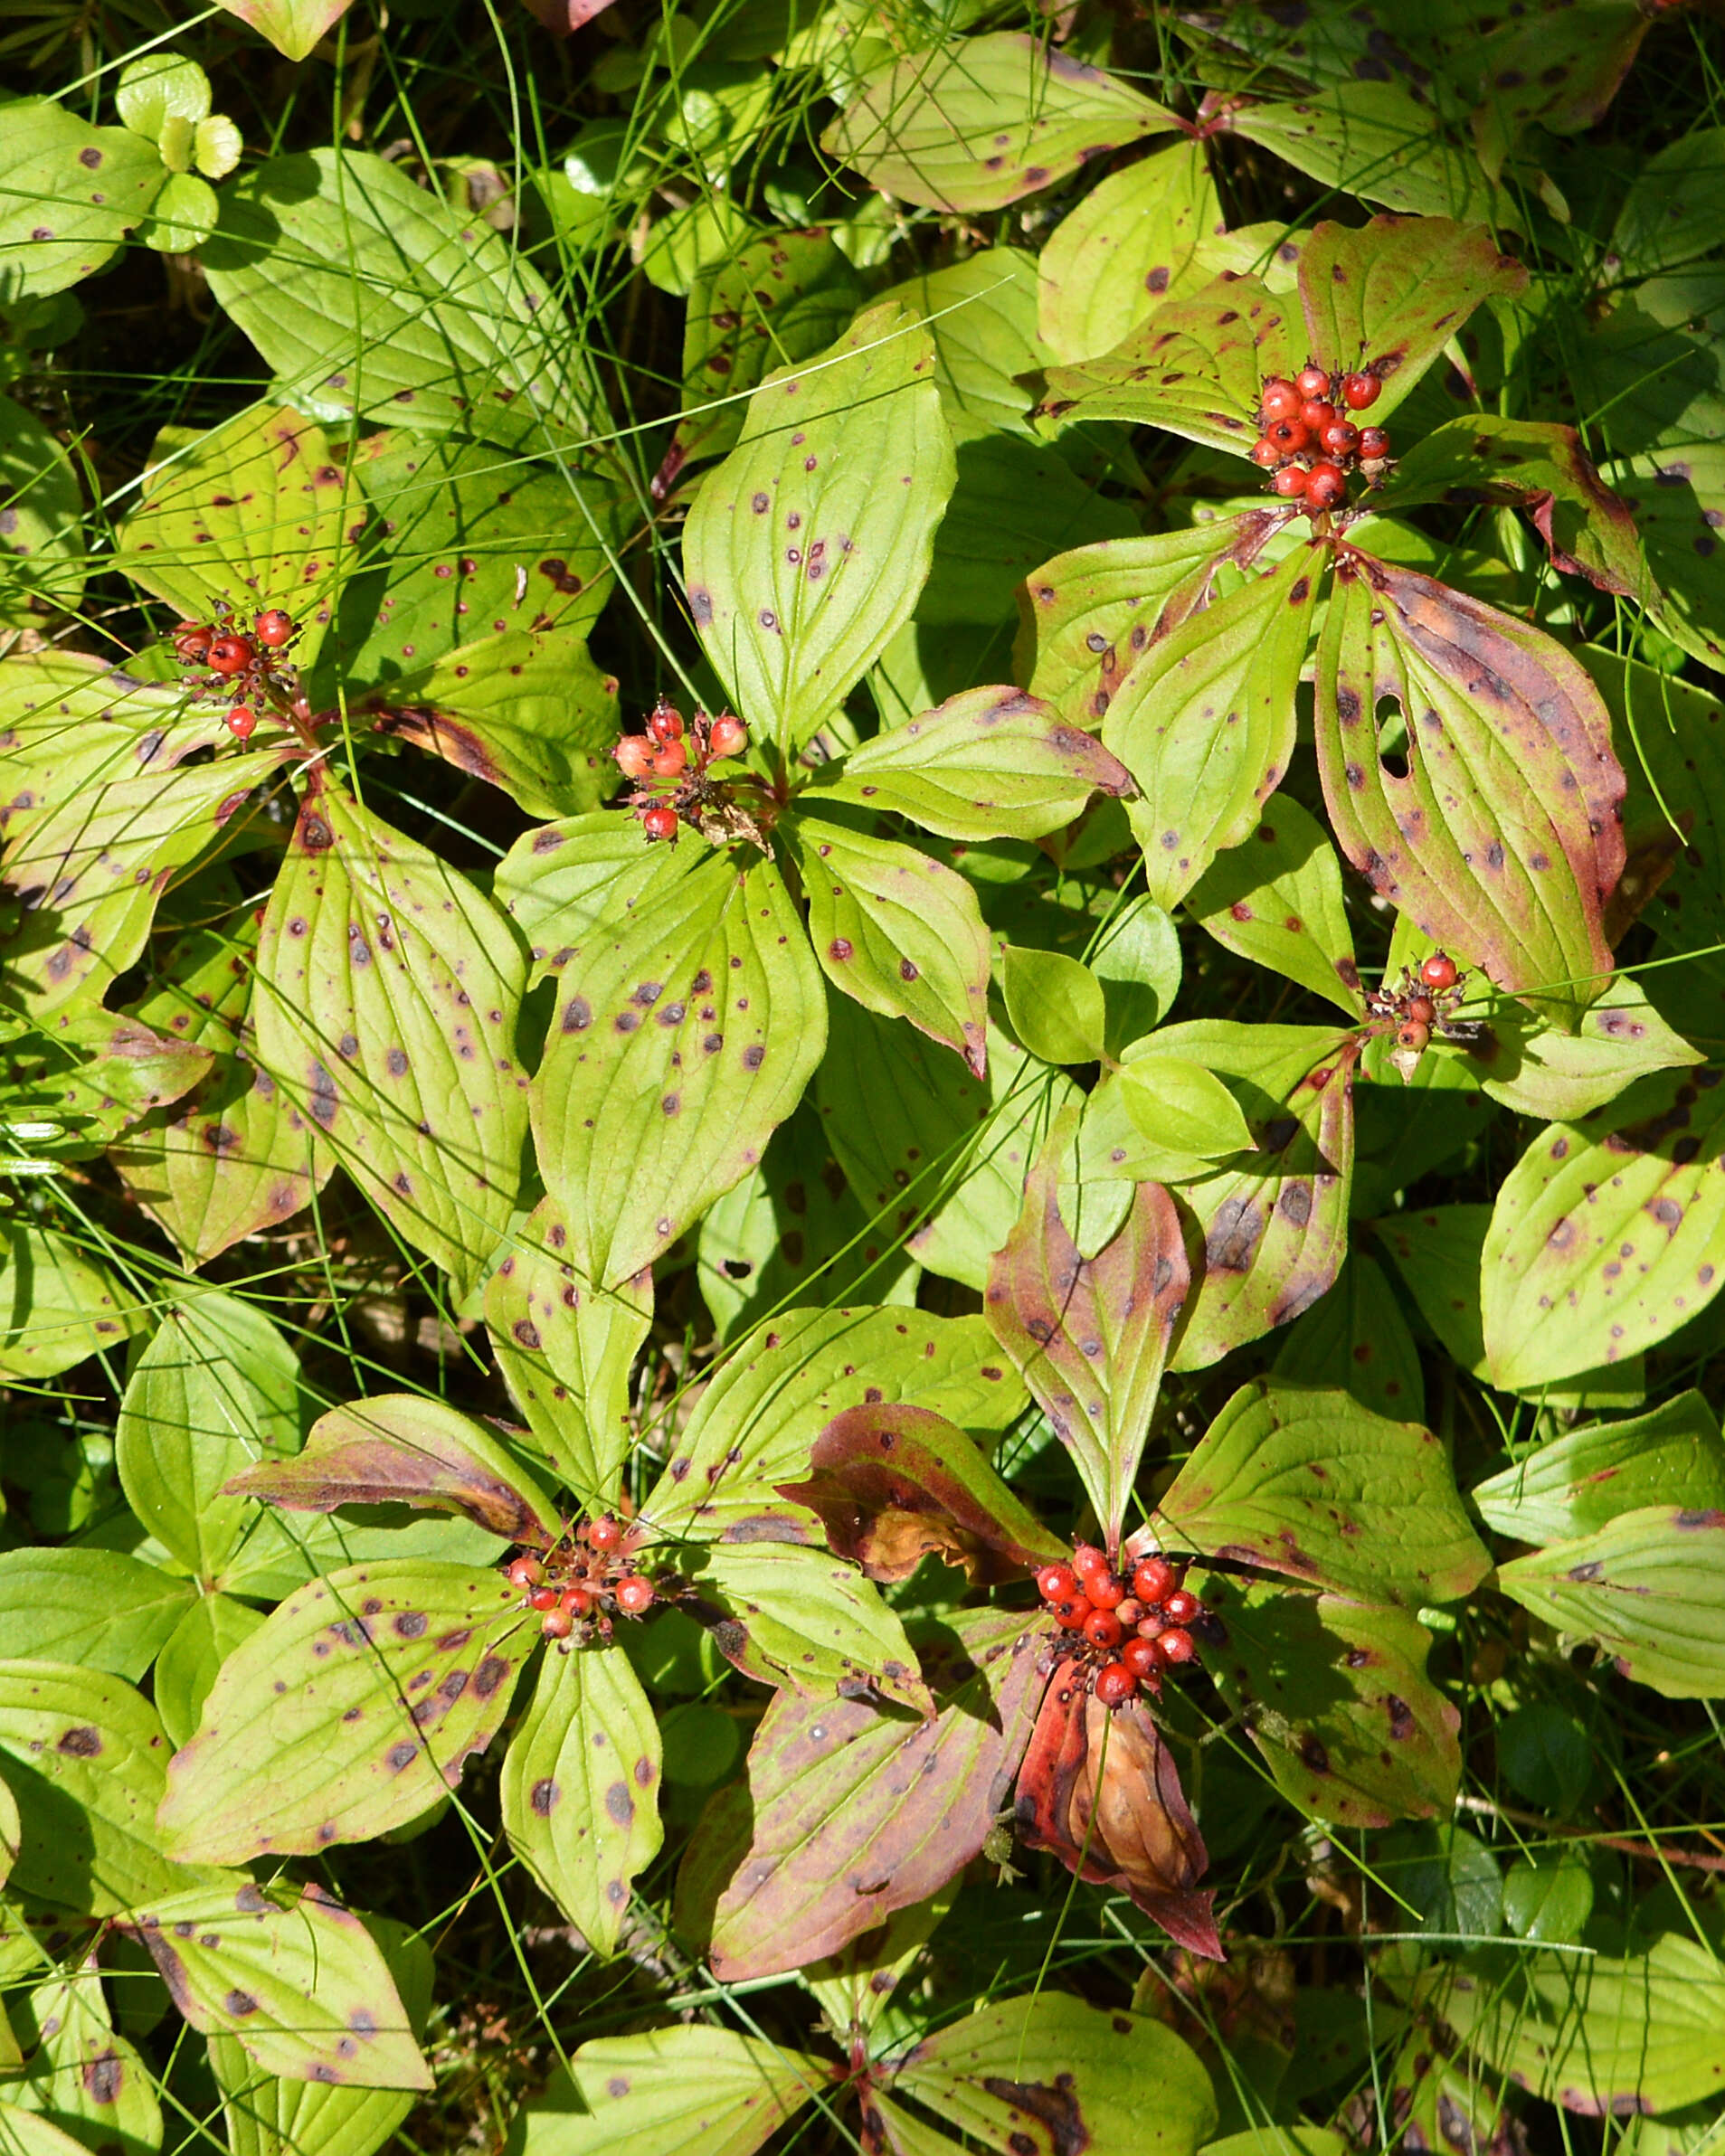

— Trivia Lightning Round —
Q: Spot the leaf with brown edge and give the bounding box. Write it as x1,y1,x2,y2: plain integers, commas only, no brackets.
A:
1104,536,1325,908
499,1644,662,1955
1036,272,1294,456
688,1544,934,1715
1013,1657,1220,1959
1295,215,1527,424
1195,1578,1462,1828
226,1395,558,1545
984,1134,1188,1554
776,1402,1066,1585
706,1607,1045,1981
531,851,825,1291
787,816,990,1076
252,771,530,1299
156,1560,528,1866
1313,547,1625,1026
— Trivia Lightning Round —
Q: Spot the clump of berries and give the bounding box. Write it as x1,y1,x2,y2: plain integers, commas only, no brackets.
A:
614,696,749,845
171,600,302,743
1035,1545,1208,1707
503,1513,663,1645
1366,948,1483,1081
1249,364,1392,515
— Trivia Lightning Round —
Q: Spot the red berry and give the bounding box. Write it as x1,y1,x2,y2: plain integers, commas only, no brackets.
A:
1305,462,1348,511
1322,420,1360,457
1161,1589,1201,1625
1341,371,1380,411
207,634,257,676
1258,378,1302,423
647,699,685,744
1083,1610,1123,1650
1272,466,1310,499
507,1556,545,1589
1407,994,1437,1026
1094,1662,1137,1707
1123,1637,1163,1679
1265,417,1310,454
614,1575,655,1615
1296,365,1332,402
254,608,295,648
1301,399,1338,435
1420,951,1459,989
528,1585,560,1612
1086,1574,1125,1611
651,739,688,780
1133,1557,1175,1604
613,734,655,780
1054,1596,1094,1631
560,1585,594,1616
1037,1564,1079,1603
587,1517,623,1552
1357,426,1391,459
173,622,213,660
541,1608,574,1640
641,804,679,842
226,704,258,741
1248,438,1282,470
706,714,746,760
1072,1545,1108,1580
1114,1598,1143,1627
1160,1627,1196,1665
1398,1018,1432,1053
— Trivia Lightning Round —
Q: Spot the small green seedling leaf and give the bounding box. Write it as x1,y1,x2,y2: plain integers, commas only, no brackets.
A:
1000,945,1106,1065
115,55,213,139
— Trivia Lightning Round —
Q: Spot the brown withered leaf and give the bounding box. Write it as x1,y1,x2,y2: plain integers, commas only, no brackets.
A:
1015,1657,1221,1959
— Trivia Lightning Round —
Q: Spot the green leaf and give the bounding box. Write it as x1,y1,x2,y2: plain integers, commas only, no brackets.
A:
0,1662,210,1913
1495,1701,1594,1816
510,2029,825,2156
137,171,220,253
985,1139,1189,1550
707,1609,1044,1978
3,1003,212,1152
1474,1391,1725,1542
252,773,530,1298
486,1196,652,1499
154,1593,267,1751
0,102,166,300
1156,1377,1491,1606
1428,1936,1725,2116
1382,416,1649,598
194,115,243,180
1501,1851,1594,1944
115,54,212,137
691,1543,933,1711
1481,1068,1725,1390
116,1288,304,1583
0,1550,194,1679
1602,445,1725,673
114,406,359,671
889,1995,1217,2156
12,1969,160,2156
1611,128,1725,277
156,1560,528,1864
1314,547,1625,1022
0,394,84,627
1093,894,1183,1055
200,150,592,455
789,816,990,1073
644,1303,1022,1545
1187,799,1364,1015
822,34,1176,213
495,811,689,987
1271,1253,1425,1423
532,852,825,1289
877,248,1047,441
1106,537,1324,906
921,435,1139,627
0,1225,144,1378
1295,215,1527,423
682,302,955,750
1114,1056,1256,1158
808,686,1129,843
1475,984,1702,1123
209,0,355,62
126,1880,429,2088
1197,1581,1461,1828
1497,1506,1725,1697
500,1646,662,1953
1231,84,1520,230
228,1395,558,1544
1039,138,1225,364
1000,946,1106,1065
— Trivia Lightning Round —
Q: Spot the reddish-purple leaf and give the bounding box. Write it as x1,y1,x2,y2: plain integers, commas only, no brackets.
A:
1014,1656,1220,1958
777,1402,1066,1584
1314,546,1625,1022
985,1146,1189,1554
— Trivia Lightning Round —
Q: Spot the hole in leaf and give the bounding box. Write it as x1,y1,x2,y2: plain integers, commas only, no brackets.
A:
1375,692,1408,779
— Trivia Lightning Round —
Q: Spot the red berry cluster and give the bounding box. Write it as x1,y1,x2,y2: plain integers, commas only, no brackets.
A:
1366,949,1479,1078
1249,364,1391,515
503,1513,661,1645
614,696,748,844
1036,1546,1207,1707
172,601,300,742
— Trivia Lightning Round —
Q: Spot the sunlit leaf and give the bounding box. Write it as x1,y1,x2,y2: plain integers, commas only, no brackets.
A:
1473,1391,1725,1543
0,1550,194,1681
510,2028,826,2156
155,1593,267,1751
1475,983,1702,1123
0,101,166,300
0,1225,145,1379
494,811,690,986
11,1963,160,2156
691,1543,934,1712
878,248,1047,440
209,0,354,60
1187,798,1364,1015
1038,138,1225,364
1230,84,1520,230
1000,945,1106,1065
0,394,85,628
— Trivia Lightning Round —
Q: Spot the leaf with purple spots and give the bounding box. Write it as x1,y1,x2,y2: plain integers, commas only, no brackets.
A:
121,1880,430,2089
226,1395,559,1546
1187,797,1364,1017
511,2028,828,2156
1104,537,1325,907
14,1963,161,2156
0,99,167,300
1601,443,1725,674
1152,1376,1492,1607
1481,1065,1725,1391
984,1135,1189,1553
156,1560,528,1865
252,771,530,1299
688,1543,934,1714
494,810,699,988
1313,545,1625,1025
530,852,824,1290
681,302,955,752
1195,1578,1461,1827
787,816,990,1076
1295,215,1527,425
0,1224,146,1381
1038,137,1225,365
821,33,1177,214
1473,1389,1725,1545
499,1644,662,1955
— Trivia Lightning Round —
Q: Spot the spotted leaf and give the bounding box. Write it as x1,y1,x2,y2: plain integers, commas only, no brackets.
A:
0,100,166,299
689,1543,934,1714
1229,82,1521,229
0,1224,145,1380
494,810,691,987
1602,444,1725,674
511,2028,826,2156
1187,797,1364,1015
1473,1391,1725,1545
1038,137,1226,364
